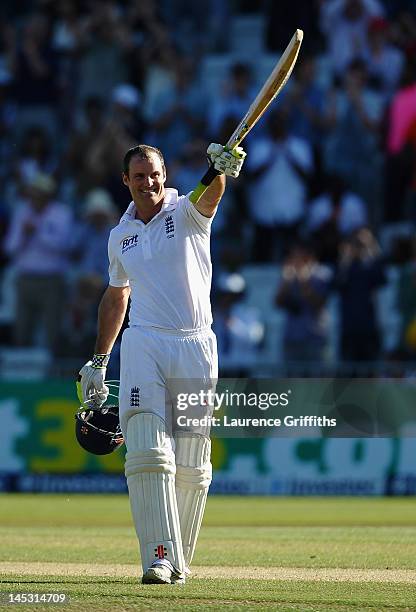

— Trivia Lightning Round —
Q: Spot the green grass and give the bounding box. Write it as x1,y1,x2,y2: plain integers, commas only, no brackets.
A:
1,579,415,612
0,495,415,610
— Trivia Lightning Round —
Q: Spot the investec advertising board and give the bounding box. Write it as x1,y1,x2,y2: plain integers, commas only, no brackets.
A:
0,381,415,495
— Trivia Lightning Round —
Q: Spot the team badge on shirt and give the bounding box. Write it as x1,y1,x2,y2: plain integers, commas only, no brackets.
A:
130,386,140,407
165,215,174,238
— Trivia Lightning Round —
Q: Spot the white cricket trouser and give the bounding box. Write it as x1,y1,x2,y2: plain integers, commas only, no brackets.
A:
119,325,218,438
121,325,217,573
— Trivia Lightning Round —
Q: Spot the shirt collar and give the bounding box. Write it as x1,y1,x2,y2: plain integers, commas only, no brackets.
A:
119,188,178,224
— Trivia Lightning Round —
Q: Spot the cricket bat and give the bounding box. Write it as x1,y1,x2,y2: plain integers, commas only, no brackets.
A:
190,29,304,204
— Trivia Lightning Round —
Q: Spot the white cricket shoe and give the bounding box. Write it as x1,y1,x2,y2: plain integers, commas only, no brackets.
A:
171,566,190,585
141,560,185,585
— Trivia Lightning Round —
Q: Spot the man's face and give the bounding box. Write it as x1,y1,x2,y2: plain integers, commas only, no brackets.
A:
123,154,166,211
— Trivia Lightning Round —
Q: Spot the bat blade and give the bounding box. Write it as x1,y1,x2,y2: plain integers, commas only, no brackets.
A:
226,28,303,149
190,29,304,204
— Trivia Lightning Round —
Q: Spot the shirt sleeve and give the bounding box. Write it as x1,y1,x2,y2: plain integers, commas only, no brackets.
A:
178,193,215,234
108,230,129,287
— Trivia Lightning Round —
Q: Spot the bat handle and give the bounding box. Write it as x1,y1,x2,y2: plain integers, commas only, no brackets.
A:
189,164,221,204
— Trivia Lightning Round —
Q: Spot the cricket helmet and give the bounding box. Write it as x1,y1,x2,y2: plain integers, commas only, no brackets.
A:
75,381,124,455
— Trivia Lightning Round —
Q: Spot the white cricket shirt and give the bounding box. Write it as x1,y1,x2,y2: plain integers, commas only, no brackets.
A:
108,188,214,331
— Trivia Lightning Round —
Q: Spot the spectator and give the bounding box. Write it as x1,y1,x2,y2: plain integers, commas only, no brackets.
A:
319,0,384,78
142,40,179,123
13,126,56,188
204,0,232,53
51,0,84,132
73,188,118,279
335,228,386,361
384,58,416,222
4,172,72,353
170,138,209,195
306,173,368,263
146,56,207,164
389,6,416,57
212,272,264,374
161,0,226,54
77,1,130,102
275,242,332,363
364,17,404,98
387,59,416,155
208,62,256,138
9,12,60,143
284,54,328,147
66,95,105,200
126,0,174,97
4,125,56,219
51,0,83,58
323,58,384,219
85,83,145,209
246,107,313,262
67,188,117,356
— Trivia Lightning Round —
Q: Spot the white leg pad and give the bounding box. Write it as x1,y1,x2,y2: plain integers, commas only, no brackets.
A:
175,433,212,566
125,413,185,576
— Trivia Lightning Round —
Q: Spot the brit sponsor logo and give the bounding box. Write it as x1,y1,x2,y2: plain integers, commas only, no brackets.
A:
165,215,174,238
121,234,139,254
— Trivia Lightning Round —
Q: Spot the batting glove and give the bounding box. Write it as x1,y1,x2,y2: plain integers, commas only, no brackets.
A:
77,354,110,409
207,143,246,178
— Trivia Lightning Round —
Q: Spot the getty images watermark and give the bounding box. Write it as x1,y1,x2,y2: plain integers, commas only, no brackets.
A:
169,378,416,438
174,385,336,435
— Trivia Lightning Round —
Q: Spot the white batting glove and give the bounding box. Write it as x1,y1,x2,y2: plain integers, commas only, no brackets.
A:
77,354,110,409
207,143,246,178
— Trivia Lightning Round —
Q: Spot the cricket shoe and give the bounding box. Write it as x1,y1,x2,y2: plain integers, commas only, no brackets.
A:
141,560,185,585
171,566,190,585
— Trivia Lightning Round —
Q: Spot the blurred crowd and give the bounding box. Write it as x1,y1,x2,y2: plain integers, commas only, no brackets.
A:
0,0,416,374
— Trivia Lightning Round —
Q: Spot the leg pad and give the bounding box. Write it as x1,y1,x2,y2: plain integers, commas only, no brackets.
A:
175,434,212,566
125,413,185,575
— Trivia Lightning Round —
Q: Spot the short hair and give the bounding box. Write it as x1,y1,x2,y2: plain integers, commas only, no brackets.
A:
123,144,166,176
